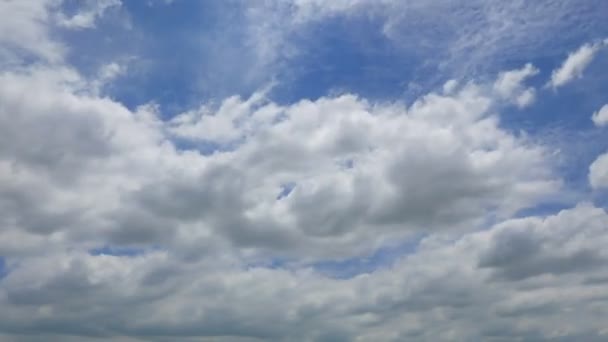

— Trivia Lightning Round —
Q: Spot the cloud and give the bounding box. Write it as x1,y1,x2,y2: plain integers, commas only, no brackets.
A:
478,203,608,280
55,0,122,30
592,104,608,127
1,2,608,341
1,205,608,341
0,0,65,63
0,64,560,262
549,41,605,89
493,63,538,108
589,152,608,189
243,0,608,85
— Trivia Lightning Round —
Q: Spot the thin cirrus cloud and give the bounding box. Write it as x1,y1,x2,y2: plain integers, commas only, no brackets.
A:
0,1,608,341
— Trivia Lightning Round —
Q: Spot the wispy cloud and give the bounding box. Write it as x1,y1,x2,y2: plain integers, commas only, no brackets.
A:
549,40,606,89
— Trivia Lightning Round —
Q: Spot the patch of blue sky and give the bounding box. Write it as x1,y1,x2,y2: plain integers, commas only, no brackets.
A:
108,1,264,116
53,1,254,117
89,245,150,257
271,15,422,104
55,1,608,122
57,1,134,72
245,258,290,271
276,182,296,200
593,191,608,210
313,234,427,279
171,136,243,156
500,54,608,132
492,50,608,206
0,256,8,280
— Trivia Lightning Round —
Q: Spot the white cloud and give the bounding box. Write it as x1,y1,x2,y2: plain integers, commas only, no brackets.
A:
592,104,608,127
549,41,605,89
89,61,128,95
442,79,459,94
55,0,122,30
0,0,65,63
493,63,538,108
1,2,607,341
589,152,608,189
0,0,123,66
0,63,560,263
1,204,607,341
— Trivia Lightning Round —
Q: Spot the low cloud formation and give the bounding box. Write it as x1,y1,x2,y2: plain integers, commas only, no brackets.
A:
0,65,559,261
1,1,608,341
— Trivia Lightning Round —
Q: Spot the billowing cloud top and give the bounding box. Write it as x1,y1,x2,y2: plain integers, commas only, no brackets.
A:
0,1,608,341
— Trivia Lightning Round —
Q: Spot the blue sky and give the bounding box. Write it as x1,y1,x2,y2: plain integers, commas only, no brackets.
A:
1,0,608,341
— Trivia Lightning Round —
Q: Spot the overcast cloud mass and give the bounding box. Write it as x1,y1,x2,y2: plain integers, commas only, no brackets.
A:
1,1,608,341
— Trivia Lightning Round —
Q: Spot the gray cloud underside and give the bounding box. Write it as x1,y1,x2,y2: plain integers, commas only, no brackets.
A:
1,1,608,341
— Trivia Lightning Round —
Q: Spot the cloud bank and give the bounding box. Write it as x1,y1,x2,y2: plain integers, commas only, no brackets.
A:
0,1,607,341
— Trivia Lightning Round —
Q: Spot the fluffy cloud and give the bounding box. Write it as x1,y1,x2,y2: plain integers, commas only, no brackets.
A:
1,205,608,341
0,61,562,262
592,104,608,127
0,0,65,63
549,41,605,89
1,1,607,341
2,55,598,342
493,63,538,108
589,152,608,189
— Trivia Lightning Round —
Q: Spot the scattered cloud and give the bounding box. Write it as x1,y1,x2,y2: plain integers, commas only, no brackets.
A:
549,41,605,89
493,63,538,108
592,104,608,127
1,1,608,341
590,152,608,190
55,0,122,30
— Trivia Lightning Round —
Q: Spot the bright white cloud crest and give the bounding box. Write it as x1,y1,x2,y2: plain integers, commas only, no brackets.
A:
1,1,608,341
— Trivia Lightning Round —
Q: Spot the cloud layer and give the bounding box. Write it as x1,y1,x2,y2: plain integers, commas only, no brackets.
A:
0,1,607,341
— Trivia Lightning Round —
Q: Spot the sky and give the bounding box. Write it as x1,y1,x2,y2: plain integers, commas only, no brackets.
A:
0,0,608,341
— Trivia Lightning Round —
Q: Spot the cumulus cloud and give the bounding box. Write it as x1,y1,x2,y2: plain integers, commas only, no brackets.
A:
0,0,65,63
592,104,608,127
589,152,608,189
0,64,560,261
1,205,608,341
1,2,607,341
493,63,538,108
549,41,605,89
1,54,595,342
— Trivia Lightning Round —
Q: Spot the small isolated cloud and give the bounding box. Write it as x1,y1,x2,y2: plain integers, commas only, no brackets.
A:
493,63,538,108
592,104,608,127
549,41,605,89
